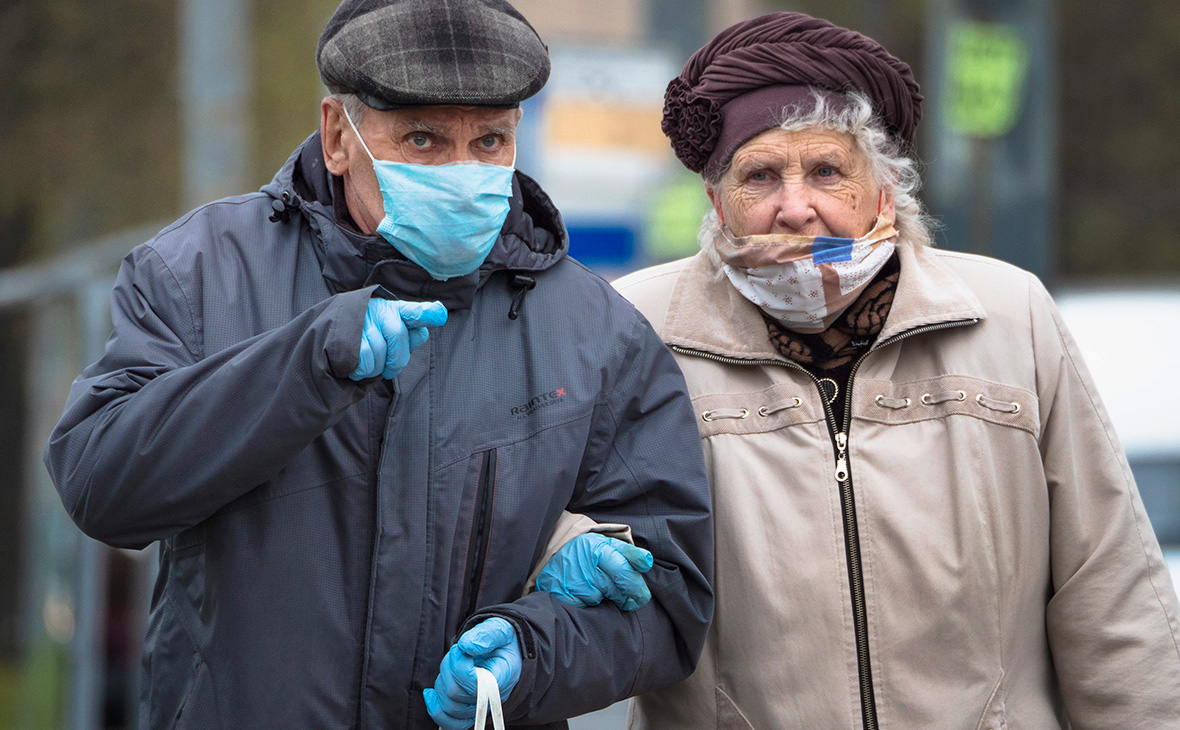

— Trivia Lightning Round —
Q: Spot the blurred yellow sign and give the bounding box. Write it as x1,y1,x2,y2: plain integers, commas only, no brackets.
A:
945,21,1030,138
543,99,668,154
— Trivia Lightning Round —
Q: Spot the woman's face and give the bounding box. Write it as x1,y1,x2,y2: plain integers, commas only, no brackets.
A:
708,127,893,239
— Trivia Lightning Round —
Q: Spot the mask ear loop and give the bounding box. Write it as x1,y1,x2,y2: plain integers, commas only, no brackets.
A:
864,189,887,235
341,105,378,163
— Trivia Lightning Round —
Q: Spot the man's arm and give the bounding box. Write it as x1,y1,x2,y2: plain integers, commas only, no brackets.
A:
43,243,380,549
460,313,714,724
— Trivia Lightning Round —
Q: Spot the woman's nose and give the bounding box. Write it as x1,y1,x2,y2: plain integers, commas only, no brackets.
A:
771,183,818,233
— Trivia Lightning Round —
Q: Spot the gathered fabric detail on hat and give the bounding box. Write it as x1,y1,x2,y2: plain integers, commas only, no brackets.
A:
661,77,725,174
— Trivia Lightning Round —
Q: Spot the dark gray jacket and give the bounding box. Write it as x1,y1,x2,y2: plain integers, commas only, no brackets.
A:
44,134,713,729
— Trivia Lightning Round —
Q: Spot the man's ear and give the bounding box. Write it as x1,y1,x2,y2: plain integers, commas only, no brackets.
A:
321,98,350,176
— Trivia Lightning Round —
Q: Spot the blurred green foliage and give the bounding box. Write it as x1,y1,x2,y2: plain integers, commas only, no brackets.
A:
0,639,69,730
0,0,341,265
0,0,180,261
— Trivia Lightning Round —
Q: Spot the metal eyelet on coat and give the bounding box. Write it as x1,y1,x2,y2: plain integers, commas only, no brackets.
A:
976,393,1021,414
920,390,968,406
757,398,803,417
875,395,911,409
702,408,750,422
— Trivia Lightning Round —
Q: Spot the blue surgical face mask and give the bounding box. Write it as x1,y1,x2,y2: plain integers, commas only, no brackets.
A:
343,107,515,280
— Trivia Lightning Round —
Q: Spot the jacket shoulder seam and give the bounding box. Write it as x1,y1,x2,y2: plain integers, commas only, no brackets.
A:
612,264,687,294
153,194,270,241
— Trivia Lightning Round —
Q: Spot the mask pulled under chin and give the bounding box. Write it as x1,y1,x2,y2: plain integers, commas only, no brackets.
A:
344,107,515,281
716,216,899,333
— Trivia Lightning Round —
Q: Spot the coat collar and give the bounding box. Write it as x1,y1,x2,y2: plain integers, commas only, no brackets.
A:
661,243,987,361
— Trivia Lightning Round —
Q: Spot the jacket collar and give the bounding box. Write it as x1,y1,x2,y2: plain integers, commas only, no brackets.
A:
261,132,569,308
661,243,987,361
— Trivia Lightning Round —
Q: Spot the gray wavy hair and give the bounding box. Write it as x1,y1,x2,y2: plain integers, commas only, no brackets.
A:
334,93,369,125
699,88,935,258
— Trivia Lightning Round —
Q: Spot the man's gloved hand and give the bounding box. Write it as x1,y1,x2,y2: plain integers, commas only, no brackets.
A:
536,533,654,611
349,299,448,381
424,617,522,730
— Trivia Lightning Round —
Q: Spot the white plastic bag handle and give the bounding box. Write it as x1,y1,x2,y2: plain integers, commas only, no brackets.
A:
472,666,505,730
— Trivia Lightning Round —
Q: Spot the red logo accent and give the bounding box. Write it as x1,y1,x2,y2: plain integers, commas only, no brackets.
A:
556,388,566,397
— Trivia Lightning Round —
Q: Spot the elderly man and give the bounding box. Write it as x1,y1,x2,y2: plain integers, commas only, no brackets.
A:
42,1,713,728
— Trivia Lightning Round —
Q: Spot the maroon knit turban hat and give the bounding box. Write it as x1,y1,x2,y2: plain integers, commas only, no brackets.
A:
662,12,923,178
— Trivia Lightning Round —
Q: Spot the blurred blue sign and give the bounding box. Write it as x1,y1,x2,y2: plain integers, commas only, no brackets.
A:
566,224,636,267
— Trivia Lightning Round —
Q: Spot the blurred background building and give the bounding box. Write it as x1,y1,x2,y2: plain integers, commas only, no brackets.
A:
1,0,1178,727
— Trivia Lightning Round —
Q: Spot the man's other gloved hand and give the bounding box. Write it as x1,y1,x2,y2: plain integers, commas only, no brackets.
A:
536,533,654,611
349,299,447,381
424,617,522,730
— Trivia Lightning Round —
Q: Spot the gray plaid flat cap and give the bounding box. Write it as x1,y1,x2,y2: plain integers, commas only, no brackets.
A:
317,0,550,109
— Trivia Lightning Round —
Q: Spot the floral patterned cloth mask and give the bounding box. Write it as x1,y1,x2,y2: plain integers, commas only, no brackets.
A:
716,214,899,333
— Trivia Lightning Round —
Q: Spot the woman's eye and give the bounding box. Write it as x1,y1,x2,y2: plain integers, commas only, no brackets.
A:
750,171,771,182
816,166,837,178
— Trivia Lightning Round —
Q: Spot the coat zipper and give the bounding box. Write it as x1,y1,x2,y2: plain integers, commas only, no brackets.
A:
459,449,498,626
671,318,975,730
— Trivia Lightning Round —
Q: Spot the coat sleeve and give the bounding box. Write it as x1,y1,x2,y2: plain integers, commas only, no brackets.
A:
43,243,376,549
1033,279,1180,727
466,310,714,724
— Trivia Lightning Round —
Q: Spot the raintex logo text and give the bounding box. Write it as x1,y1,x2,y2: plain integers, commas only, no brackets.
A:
511,388,566,419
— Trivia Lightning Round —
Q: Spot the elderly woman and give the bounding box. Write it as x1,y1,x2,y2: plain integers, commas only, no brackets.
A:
536,10,1180,730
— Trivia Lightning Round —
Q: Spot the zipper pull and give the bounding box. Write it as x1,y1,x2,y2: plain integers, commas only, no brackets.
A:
834,432,849,482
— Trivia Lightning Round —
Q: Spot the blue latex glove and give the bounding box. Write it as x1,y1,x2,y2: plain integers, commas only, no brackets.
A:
424,617,522,730
349,299,447,381
535,533,654,611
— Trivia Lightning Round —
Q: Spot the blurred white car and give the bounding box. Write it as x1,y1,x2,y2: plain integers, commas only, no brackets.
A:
1055,286,1180,589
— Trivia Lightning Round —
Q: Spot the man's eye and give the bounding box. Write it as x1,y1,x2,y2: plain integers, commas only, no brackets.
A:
480,135,500,149
409,134,431,149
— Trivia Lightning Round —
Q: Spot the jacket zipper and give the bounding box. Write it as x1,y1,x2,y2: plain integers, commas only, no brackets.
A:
459,449,498,626
671,318,975,730
357,381,401,730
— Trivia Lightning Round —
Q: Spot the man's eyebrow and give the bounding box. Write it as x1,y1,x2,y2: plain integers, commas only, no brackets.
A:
482,125,516,137
404,120,451,135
